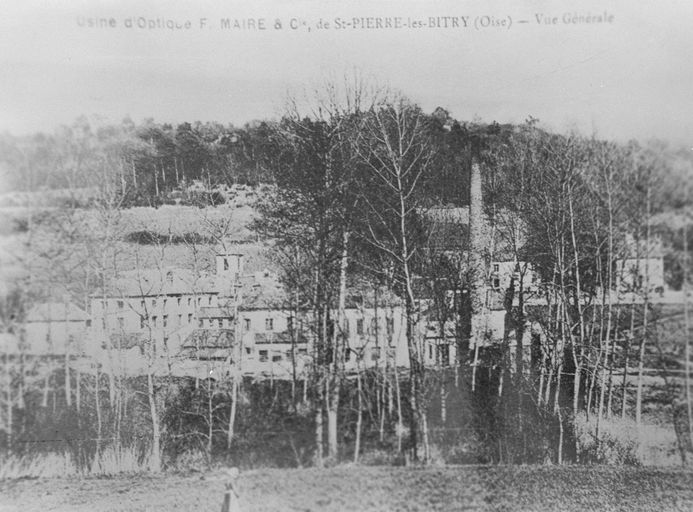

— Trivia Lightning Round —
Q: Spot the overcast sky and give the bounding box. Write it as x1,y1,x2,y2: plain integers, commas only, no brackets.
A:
1,0,692,145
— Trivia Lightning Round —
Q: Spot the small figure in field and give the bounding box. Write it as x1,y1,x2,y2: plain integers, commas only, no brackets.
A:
221,467,241,512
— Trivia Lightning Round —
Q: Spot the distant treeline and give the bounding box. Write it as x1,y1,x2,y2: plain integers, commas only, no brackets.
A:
124,230,217,245
0,112,474,208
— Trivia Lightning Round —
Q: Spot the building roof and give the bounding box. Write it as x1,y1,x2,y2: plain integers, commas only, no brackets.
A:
107,332,146,351
25,302,89,322
254,331,308,344
182,329,235,349
96,268,219,298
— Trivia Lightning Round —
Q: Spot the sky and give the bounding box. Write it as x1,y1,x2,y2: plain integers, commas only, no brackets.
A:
1,0,692,145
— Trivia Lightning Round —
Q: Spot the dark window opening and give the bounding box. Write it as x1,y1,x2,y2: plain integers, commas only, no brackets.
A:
386,317,394,335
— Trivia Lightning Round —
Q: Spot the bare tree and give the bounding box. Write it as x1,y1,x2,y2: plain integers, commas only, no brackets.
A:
354,96,436,462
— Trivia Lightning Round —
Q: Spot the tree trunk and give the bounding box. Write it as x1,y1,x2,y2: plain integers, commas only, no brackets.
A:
75,365,81,414
606,308,622,418
4,352,12,450
207,379,214,460
327,231,349,460
572,344,583,419
95,364,102,455
544,361,554,407
326,402,338,461
635,187,651,426
471,342,480,392
682,223,692,445
42,369,49,408
174,157,180,186
154,164,160,197
440,376,447,424
227,375,238,449
538,349,546,406
621,302,635,419
395,366,403,453
64,351,71,408
602,183,616,420
147,370,161,472
557,402,564,464
635,303,649,425
379,363,387,442
354,364,363,463
553,355,563,415
315,401,324,468
131,159,137,188
108,371,116,407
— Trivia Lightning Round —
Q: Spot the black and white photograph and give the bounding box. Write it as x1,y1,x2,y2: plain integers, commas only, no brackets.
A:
0,0,692,510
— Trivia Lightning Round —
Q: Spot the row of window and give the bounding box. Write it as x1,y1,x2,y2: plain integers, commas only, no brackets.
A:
104,312,196,330
242,316,396,335
141,313,194,329
103,295,217,312
349,317,395,336
344,346,398,362
255,347,308,363
241,317,276,331
102,311,397,337
428,344,450,362
488,268,540,290
199,318,233,329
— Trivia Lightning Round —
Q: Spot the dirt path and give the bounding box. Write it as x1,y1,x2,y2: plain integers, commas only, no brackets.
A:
1,465,692,512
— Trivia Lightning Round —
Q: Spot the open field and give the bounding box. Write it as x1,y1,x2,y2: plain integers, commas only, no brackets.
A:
1,465,693,512
0,202,273,296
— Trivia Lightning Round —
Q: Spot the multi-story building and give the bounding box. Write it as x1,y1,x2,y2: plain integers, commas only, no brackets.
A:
50,245,549,377
232,272,410,377
89,253,244,359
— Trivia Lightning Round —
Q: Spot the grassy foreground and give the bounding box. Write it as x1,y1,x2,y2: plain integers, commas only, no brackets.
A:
1,465,692,512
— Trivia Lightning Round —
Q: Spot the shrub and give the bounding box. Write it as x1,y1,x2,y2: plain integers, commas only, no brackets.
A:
0,452,76,479
574,412,680,465
167,448,209,473
89,444,152,476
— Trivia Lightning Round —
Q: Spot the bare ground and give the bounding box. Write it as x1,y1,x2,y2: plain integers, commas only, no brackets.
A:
1,465,693,512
